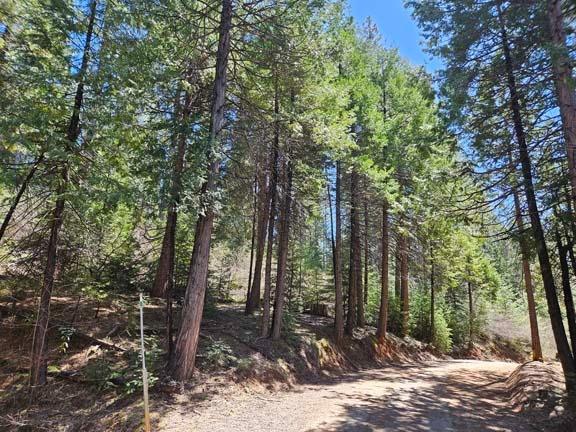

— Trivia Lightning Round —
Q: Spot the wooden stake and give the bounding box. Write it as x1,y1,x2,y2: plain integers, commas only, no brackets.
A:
139,293,151,432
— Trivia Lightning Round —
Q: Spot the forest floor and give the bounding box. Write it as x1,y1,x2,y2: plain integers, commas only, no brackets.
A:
0,293,572,431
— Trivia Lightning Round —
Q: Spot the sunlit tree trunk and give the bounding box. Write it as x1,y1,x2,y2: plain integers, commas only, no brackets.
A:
499,3,576,393
169,0,233,381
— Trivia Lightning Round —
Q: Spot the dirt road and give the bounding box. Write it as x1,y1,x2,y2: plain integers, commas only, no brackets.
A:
159,360,531,432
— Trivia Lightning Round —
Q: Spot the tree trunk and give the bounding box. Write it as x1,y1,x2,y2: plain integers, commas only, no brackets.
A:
567,240,576,281
288,248,295,310
151,87,194,299
29,174,67,387
564,186,576,243
376,200,389,342
270,159,293,340
468,281,473,348
547,0,576,208
499,4,576,393
430,246,435,343
333,162,344,343
259,85,281,332
246,175,257,303
394,245,401,299
29,0,98,387
169,0,233,381
363,198,369,306
399,232,409,337
356,176,364,327
346,168,360,334
556,229,576,356
151,195,177,297
0,153,44,243
166,276,174,361
245,158,270,314
511,168,543,361
255,85,280,322
260,144,279,336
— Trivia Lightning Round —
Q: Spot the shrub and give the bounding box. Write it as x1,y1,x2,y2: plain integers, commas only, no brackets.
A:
432,308,452,353
202,338,237,370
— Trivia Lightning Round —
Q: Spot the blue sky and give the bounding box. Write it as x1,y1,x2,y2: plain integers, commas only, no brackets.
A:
347,0,442,73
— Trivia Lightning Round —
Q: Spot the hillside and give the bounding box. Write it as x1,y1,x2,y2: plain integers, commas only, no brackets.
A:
0,291,525,430
1,292,569,431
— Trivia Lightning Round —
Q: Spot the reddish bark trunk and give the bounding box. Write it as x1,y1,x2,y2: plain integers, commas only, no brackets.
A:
169,0,233,381
547,0,576,208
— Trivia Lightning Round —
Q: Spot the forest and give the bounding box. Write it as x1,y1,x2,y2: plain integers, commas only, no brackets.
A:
1,0,576,430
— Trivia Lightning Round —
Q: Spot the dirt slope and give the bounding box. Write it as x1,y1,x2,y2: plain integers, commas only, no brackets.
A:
159,360,530,432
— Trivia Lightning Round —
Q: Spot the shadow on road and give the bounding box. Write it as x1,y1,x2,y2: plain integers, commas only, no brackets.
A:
308,361,530,432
